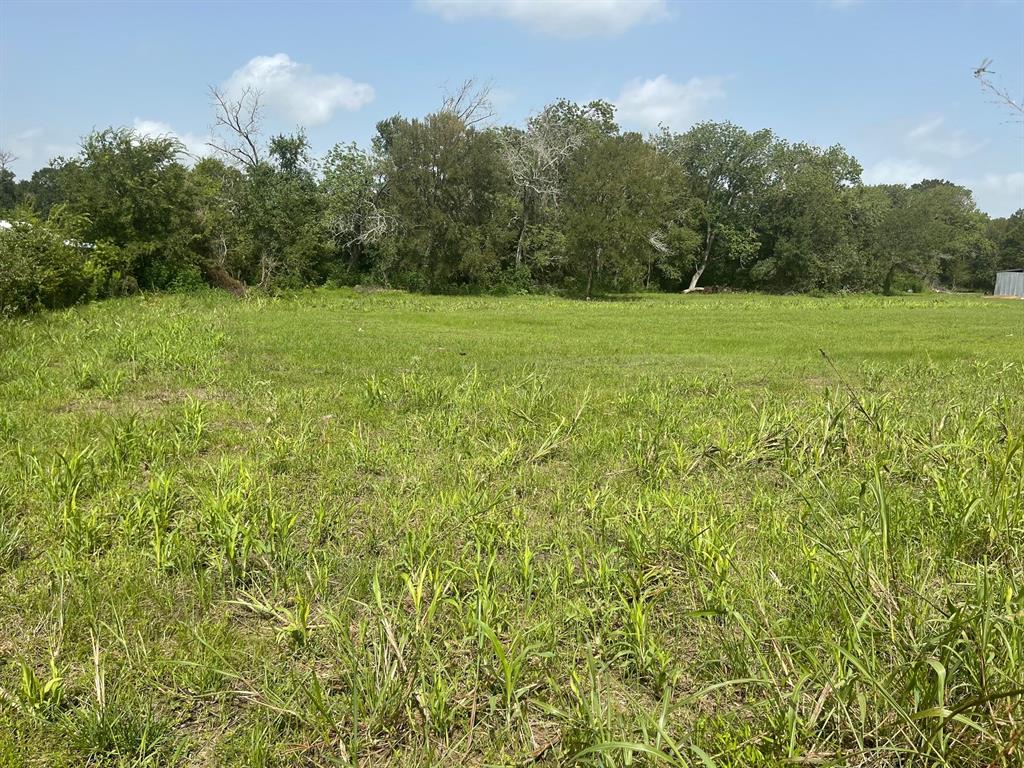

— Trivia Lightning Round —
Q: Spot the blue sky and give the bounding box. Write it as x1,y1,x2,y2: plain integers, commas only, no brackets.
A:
2,0,1022,215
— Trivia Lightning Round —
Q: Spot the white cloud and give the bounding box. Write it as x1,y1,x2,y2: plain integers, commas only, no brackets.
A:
861,163,1023,215
224,53,374,126
3,129,78,178
862,158,943,186
906,117,982,159
969,172,1024,216
907,117,943,140
614,75,725,130
973,171,1024,194
133,119,212,159
421,0,667,37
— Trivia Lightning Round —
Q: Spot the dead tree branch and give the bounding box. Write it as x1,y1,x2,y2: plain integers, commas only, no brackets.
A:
974,59,1024,122
208,85,264,168
441,78,495,127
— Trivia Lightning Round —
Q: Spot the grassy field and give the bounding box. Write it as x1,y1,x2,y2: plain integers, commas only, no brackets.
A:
1,290,1022,767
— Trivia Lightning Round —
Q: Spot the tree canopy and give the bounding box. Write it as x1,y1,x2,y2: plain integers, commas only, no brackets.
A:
1,94,1018,314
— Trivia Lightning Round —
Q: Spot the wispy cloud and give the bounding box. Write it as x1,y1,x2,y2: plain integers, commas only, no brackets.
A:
614,75,725,131
420,0,667,37
973,171,1024,194
907,117,982,159
224,53,374,126
862,158,943,186
966,172,1024,217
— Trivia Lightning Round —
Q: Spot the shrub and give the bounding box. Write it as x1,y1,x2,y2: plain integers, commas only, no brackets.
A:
0,207,127,316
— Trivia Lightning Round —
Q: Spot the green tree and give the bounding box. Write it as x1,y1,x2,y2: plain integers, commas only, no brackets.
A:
994,209,1024,272
321,142,392,280
752,142,862,291
656,122,775,292
240,131,328,287
59,128,199,289
374,111,511,290
190,157,249,288
852,181,989,293
562,131,674,297
502,100,617,273
0,205,127,314
0,151,17,211
14,166,66,217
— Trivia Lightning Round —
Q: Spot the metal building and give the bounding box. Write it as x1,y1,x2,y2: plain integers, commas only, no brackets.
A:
995,269,1024,298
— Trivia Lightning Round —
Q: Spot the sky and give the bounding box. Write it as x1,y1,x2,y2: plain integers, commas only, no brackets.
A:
1,0,1022,216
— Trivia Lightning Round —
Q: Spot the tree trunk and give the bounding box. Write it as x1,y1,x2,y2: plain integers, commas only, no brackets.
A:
349,222,363,273
684,227,716,293
349,239,362,274
684,259,708,293
586,247,601,299
883,263,897,295
259,252,274,289
515,215,527,269
515,193,529,269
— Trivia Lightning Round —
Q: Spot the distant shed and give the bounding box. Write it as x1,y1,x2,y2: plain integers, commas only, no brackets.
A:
995,269,1024,298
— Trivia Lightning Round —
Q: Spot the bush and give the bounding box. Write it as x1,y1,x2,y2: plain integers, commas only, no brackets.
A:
0,207,127,316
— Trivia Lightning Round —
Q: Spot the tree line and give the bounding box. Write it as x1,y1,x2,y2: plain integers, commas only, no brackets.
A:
1,84,1021,314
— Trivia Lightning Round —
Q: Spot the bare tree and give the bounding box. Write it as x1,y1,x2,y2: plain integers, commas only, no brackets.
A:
974,59,1024,122
207,85,264,168
440,78,495,127
0,148,16,173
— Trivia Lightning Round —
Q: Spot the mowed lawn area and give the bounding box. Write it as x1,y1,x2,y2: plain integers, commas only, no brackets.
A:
1,291,1022,767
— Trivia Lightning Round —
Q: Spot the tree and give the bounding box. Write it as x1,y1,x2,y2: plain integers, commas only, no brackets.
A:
993,209,1024,271
0,150,17,211
440,78,495,127
205,81,330,289
656,122,775,292
190,156,248,290
14,166,66,217
752,142,862,291
322,142,393,279
374,110,510,290
561,131,674,297
208,85,264,169
242,131,328,287
0,205,128,314
59,128,199,289
855,180,988,293
501,100,614,270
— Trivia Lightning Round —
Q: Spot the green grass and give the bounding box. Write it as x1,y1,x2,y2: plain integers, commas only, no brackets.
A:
1,289,1022,767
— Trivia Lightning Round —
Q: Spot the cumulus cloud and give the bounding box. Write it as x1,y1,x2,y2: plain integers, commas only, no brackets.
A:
907,117,982,159
224,53,374,126
421,0,667,37
133,118,212,159
614,75,725,130
861,158,943,186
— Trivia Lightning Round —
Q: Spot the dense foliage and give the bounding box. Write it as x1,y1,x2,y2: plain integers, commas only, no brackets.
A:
1,96,1020,313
